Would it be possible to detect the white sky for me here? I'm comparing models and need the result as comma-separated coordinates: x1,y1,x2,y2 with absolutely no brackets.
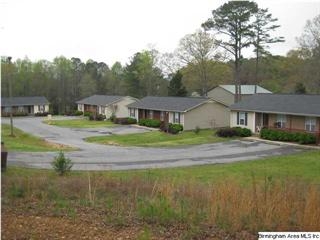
1,0,320,66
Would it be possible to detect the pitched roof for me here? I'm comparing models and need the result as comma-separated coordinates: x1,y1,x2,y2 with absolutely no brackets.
218,85,272,94
127,96,211,112
76,95,125,106
1,96,49,107
230,94,320,117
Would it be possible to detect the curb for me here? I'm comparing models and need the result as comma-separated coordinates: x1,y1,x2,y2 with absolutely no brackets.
244,137,320,150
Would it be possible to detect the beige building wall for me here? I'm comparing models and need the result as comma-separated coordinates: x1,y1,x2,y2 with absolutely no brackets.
184,101,229,130
230,111,256,132
207,87,235,106
112,97,137,118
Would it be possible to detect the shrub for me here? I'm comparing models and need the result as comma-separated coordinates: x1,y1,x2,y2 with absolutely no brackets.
84,111,92,117
260,128,316,144
138,119,161,128
168,123,183,134
74,110,83,116
35,112,49,117
51,151,73,176
194,126,200,134
114,117,137,125
216,127,252,138
233,127,252,137
127,117,137,124
96,114,106,121
216,127,238,137
109,114,116,123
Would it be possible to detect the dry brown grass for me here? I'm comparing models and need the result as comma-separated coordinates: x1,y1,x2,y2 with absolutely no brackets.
2,172,320,237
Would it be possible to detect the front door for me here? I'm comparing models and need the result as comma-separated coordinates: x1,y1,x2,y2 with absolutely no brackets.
262,113,269,127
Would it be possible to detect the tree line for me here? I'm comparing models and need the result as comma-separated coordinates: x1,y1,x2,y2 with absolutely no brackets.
2,2,319,114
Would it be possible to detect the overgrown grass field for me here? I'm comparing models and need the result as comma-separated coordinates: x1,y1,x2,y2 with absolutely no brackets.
86,129,233,147
1,124,74,152
43,118,116,128
2,150,320,239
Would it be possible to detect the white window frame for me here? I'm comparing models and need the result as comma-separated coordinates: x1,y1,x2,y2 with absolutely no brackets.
239,112,246,126
305,117,316,132
173,112,180,123
129,108,135,118
5,107,11,113
276,114,286,128
148,110,153,119
160,111,164,121
237,112,248,126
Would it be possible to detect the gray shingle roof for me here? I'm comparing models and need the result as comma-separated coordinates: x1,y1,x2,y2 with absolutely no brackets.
76,95,124,106
219,85,272,94
1,96,49,107
127,96,210,112
230,94,320,117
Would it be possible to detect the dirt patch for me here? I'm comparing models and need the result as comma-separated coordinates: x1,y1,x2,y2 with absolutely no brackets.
2,211,142,240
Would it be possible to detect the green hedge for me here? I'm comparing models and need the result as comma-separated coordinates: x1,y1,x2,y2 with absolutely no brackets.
138,119,161,128
168,123,183,134
114,117,137,125
260,128,316,144
216,127,252,138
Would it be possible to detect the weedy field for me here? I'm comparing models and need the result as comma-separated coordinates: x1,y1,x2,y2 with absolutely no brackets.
2,151,320,239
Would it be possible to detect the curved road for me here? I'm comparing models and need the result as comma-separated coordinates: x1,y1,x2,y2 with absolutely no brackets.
3,117,302,170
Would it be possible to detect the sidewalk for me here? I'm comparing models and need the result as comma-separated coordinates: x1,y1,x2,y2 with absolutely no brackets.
244,136,320,150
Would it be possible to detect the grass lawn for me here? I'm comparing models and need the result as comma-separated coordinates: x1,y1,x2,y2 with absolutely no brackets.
5,150,320,183
43,119,116,128
3,150,320,237
118,150,320,184
85,129,233,147
1,124,74,152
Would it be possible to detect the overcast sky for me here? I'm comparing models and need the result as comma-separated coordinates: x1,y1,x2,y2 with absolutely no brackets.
1,0,320,66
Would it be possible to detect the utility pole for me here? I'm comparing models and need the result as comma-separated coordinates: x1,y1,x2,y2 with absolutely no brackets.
7,56,14,136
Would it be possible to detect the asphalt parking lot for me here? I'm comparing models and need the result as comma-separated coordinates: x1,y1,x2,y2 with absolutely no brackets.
2,117,303,170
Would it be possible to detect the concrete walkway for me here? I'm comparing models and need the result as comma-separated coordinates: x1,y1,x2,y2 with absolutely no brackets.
2,117,303,171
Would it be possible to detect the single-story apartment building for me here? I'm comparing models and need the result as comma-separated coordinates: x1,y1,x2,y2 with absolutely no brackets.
76,95,138,119
207,85,272,106
1,96,49,116
127,96,229,130
229,94,320,139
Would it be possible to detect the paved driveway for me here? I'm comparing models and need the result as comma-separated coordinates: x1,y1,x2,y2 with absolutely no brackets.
2,117,302,171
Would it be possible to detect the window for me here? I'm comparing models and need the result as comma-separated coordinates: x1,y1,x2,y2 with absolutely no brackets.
160,111,164,121
148,110,153,119
38,105,44,112
4,107,11,113
18,106,24,112
237,112,248,126
78,105,83,111
305,117,316,132
129,108,135,118
173,112,180,123
276,114,286,128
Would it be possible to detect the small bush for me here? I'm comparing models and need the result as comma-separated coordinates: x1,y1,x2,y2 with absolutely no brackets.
138,119,161,128
114,117,137,125
233,127,252,137
74,110,83,116
260,128,316,144
109,114,116,123
194,126,200,134
168,123,183,134
216,127,252,138
2,112,28,117
216,127,238,137
84,111,92,117
35,112,49,117
51,151,73,176
127,117,137,124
